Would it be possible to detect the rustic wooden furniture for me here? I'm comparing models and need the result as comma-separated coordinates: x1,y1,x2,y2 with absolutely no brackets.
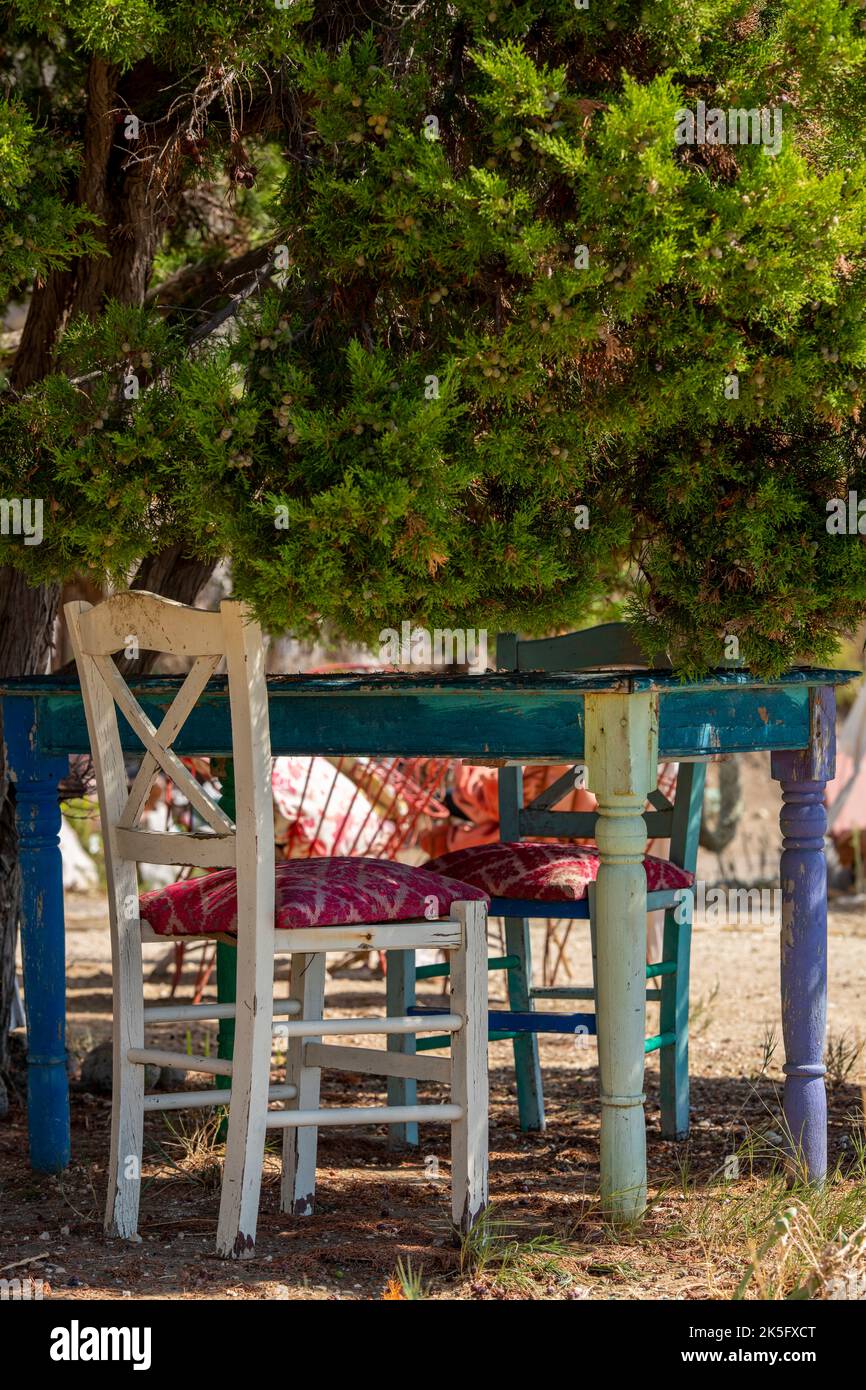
62,592,488,1255
393,623,705,1143
2,655,851,1222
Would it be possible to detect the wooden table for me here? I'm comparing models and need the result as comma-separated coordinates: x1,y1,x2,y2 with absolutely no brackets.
1,665,854,1220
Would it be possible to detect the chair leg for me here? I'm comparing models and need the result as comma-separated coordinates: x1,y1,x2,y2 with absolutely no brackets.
386,948,418,1149
588,897,600,1058
105,911,145,1240
216,944,276,1259
659,898,692,1139
281,951,326,1216
450,900,489,1232
504,915,545,1132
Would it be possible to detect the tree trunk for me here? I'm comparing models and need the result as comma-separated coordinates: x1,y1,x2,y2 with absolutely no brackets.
1,55,218,1082
11,56,184,390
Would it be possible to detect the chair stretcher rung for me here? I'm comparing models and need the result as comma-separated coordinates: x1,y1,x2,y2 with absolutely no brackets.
142,1083,297,1112
128,1048,229,1076
409,1006,596,1035
416,1035,452,1051
303,1041,450,1083
143,1000,302,1023
276,1013,461,1039
644,1031,676,1054
417,1029,516,1051
272,920,462,954
531,986,595,1000
415,954,518,981
265,1103,462,1129
490,897,590,919
645,961,676,979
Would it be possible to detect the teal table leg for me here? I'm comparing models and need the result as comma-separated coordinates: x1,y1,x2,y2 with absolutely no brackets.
386,949,418,1147
3,697,70,1172
658,896,691,1139
216,761,237,1094
585,690,658,1223
216,944,236,1090
498,766,544,1131
658,759,705,1139
504,916,545,1130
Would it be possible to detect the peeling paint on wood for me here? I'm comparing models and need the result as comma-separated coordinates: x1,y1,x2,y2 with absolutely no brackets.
1,695,70,1173
770,683,835,1185
585,691,657,1223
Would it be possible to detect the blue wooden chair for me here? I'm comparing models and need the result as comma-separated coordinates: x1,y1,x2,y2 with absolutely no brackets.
389,623,706,1144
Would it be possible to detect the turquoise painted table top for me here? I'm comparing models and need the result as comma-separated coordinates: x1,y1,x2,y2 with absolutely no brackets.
0,666,855,761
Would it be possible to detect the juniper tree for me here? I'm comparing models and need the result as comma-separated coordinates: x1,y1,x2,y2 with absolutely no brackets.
7,2,866,673
0,0,308,1074
3,0,866,1064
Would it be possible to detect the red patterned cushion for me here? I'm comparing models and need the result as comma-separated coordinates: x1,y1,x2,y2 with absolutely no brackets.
139,856,489,938
425,842,693,902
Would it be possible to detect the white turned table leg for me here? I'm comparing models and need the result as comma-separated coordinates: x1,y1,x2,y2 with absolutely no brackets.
585,690,658,1223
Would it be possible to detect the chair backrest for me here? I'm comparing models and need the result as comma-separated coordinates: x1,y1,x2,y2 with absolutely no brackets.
65,591,275,938
497,622,669,673
495,623,705,871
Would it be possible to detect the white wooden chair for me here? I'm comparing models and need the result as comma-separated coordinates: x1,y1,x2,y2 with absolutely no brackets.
66,592,488,1259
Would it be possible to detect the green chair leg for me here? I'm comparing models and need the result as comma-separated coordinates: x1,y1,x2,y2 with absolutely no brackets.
386,948,419,1148
504,916,545,1132
659,897,692,1139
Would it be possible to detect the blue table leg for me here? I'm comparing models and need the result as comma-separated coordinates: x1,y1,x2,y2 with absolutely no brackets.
770,685,835,1184
3,697,70,1172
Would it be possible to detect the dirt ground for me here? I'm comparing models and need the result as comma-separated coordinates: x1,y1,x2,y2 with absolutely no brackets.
2,754,865,1301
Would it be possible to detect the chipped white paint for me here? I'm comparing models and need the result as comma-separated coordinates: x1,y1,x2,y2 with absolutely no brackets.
213,600,276,1260
143,1083,297,1113
76,590,226,659
275,1013,462,1038
66,592,274,1257
142,1000,302,1023
273,921,463,953
66,598,147,1241
584,690,658,1223
67,590,489,1259
127,1048,233,1076
276,910,488,1228
448,899,489,1230
269,1104,463,1128
281,951,326,1217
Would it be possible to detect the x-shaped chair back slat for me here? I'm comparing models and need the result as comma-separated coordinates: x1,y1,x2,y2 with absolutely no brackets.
99,653,232,835
65,591,273,877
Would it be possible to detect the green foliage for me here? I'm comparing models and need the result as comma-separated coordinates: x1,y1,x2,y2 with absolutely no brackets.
9,0,310,69
3,1,866,673
0,97,103,303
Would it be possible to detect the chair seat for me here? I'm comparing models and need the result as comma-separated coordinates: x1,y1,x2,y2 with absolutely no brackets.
425,841,694,903
138,856,489,938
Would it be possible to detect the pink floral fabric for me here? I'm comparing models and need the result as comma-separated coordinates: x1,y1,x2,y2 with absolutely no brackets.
272,757,394,857
138,856,488,938
425,841,693,902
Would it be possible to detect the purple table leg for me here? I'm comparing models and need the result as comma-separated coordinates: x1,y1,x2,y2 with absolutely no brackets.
770,686,835,1183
